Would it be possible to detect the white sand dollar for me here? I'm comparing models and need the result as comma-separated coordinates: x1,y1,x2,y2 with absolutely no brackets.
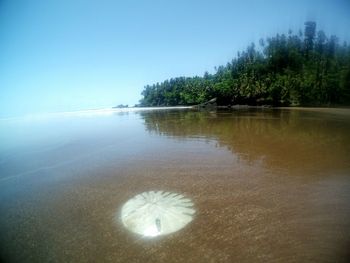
120,191,195,237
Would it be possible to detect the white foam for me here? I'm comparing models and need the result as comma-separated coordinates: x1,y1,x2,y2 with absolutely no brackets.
0,107,192,122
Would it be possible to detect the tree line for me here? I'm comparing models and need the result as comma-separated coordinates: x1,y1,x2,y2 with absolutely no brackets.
139,22,350,107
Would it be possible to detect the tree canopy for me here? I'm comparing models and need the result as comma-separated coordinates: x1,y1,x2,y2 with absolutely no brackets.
139,22,350,107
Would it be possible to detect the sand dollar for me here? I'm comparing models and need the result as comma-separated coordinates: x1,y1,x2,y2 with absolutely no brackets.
120,191,195,237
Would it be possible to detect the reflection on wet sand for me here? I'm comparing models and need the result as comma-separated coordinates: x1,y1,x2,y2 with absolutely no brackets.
141,109,350,175
0,109,350,262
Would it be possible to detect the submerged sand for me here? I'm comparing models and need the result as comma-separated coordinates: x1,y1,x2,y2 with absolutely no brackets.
0,108,350,262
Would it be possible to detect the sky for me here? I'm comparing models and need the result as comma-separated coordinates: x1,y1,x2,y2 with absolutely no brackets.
1,0,350,118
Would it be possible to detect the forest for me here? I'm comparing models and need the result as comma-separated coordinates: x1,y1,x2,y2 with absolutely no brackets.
139,22,350,107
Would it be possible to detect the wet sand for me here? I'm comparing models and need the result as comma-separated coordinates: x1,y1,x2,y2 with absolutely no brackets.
1,108,350,262
278,107,350,116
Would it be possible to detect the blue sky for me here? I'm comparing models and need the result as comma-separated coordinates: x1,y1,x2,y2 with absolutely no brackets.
1,0,350,117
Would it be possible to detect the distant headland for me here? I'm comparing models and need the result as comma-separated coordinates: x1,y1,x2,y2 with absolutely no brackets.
139,22,350,108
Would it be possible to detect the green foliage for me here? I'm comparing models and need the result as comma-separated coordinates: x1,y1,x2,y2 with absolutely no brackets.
140,22,350,107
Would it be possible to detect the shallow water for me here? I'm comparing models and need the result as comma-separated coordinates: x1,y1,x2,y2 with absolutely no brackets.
0,108,350,262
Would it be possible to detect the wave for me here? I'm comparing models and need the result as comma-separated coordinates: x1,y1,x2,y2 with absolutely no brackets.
0,106,192,122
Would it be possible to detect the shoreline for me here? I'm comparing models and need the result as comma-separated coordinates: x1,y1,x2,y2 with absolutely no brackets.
2,105,350,122
193,104,350,115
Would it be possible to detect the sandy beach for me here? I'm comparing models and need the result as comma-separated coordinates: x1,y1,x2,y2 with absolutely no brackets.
1,108,350,262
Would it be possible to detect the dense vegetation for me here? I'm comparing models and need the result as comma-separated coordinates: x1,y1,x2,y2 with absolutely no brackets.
140,22,350,107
